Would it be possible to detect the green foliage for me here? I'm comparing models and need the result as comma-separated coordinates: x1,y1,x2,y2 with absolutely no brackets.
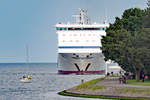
107,8,145,33
122,8,145,32
102,8,150,82
144,8,150,28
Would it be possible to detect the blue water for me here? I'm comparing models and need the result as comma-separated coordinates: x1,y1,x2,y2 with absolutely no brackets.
0,63,108,100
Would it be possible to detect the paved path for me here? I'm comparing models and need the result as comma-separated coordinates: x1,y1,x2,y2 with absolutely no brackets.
96,77,150,89
66,77,150,99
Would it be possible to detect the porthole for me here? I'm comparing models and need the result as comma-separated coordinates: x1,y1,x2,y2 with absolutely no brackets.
76,40,79,42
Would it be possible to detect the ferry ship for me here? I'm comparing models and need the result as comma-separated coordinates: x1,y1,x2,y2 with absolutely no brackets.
56,9,109,74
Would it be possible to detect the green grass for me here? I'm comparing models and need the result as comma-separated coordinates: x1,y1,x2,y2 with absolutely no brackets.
58,78,150,100
74,77,105,90
58,91,150,100
127,79,150,86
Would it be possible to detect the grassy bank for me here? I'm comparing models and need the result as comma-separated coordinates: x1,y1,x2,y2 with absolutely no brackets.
58,91,150,100
74,77,105,90
58,77,150,100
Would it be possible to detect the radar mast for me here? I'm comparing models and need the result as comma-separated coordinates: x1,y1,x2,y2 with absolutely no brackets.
72,9,90,24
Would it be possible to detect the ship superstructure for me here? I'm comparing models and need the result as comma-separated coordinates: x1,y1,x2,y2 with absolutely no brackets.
56,9,109,74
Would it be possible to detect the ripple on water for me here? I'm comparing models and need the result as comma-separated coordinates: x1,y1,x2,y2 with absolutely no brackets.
0,63,107,100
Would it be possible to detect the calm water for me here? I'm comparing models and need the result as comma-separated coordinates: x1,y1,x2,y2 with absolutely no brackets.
0,63,108,100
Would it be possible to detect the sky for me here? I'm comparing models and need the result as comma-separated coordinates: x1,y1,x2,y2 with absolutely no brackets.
0,0,148,63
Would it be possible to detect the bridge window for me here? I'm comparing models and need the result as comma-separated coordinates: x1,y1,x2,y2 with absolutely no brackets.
56,27,62,30
74,34,77,36
56,27,67,30
102,28,106,30
62,28,67,30
88,34,91,36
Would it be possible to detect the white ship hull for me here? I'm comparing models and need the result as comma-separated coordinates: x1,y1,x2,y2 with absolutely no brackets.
58,53,106,74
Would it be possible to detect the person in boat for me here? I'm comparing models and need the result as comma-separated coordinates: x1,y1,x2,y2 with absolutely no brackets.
23,75,26,79
25,74,30,79
27,75,31,80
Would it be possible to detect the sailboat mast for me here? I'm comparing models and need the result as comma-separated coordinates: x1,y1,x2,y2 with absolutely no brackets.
26,45,29,63
26,44,29,74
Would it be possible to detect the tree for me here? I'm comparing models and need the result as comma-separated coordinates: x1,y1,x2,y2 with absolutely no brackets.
119,29,150,81
144,8,150,28
147,0,150,7
102,8,150,82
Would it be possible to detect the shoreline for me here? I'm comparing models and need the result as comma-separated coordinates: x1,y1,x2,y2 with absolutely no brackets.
58,90,150,100
58,77,150,100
